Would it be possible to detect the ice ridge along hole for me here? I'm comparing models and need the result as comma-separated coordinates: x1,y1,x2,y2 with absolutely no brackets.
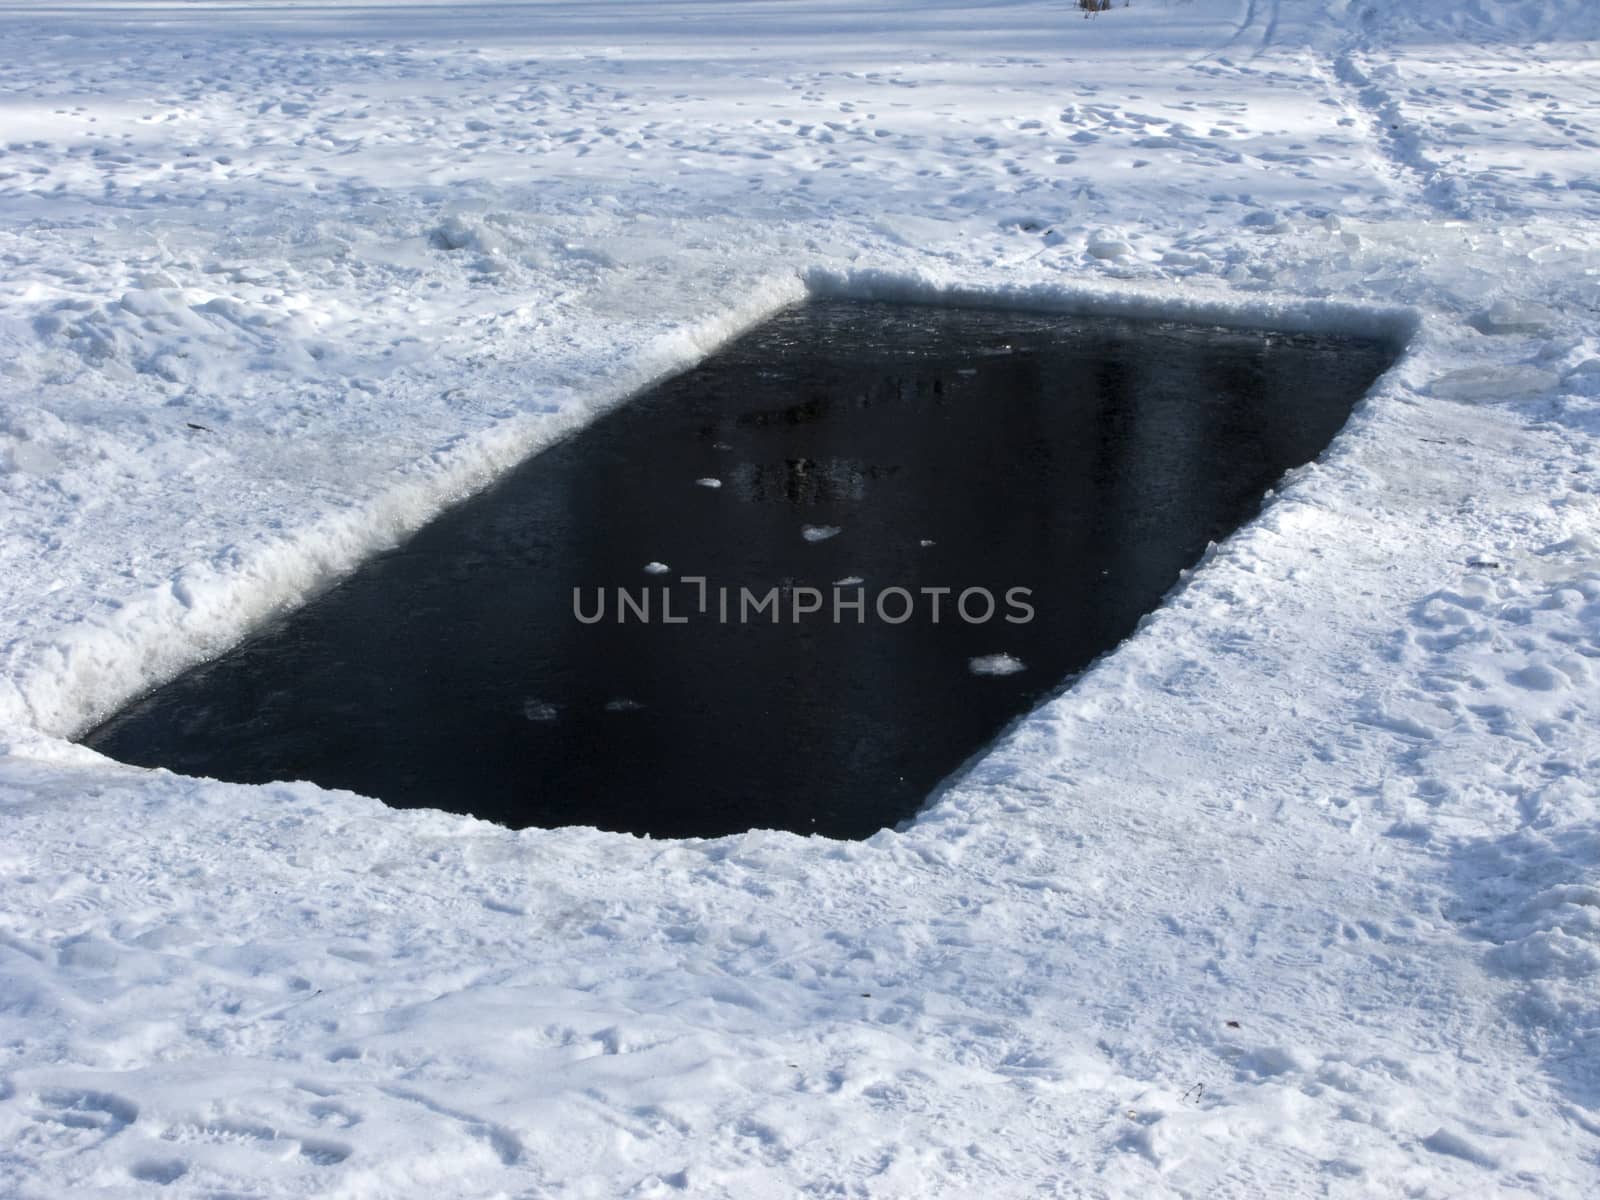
82,301,1397,839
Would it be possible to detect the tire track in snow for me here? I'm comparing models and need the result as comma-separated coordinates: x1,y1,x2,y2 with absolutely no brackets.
1256,0,1281,58
1206,0,1281,63
1202,0,1255,63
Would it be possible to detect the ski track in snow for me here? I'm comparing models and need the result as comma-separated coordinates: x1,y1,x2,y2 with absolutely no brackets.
2,0,1600,1195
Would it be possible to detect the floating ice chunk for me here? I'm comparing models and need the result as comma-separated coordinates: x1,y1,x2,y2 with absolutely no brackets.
801,525,840,543
1429,364,1559,401
694,478,722,488
521,699,558,721
643,561,670,574
1470,299,1559,335
969,653,1025,676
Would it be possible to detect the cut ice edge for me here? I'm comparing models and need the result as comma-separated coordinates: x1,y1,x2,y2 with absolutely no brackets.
2,273,807,743
805,265,1422,349
4,268,1420,762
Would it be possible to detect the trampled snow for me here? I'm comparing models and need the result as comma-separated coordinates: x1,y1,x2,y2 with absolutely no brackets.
2,0,1599,1196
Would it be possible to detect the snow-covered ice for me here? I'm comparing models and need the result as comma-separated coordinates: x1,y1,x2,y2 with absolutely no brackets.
3,0,1600,1196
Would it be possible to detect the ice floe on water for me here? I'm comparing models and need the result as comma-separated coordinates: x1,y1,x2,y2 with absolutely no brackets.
521,699,559,721
968,653,1026,677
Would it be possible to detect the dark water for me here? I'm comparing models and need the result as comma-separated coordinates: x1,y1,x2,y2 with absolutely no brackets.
84,302,1395,839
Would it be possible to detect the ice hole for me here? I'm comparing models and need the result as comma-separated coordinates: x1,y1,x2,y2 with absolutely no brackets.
83,301,1398,838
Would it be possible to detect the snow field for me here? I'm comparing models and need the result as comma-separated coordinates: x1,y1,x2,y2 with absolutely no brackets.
2,1,1600,1196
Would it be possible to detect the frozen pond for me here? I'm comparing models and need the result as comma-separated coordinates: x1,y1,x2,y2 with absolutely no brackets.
83,301,1396,838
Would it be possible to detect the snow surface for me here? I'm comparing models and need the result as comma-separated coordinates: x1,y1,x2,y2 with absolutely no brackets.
2,0,1600,1195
